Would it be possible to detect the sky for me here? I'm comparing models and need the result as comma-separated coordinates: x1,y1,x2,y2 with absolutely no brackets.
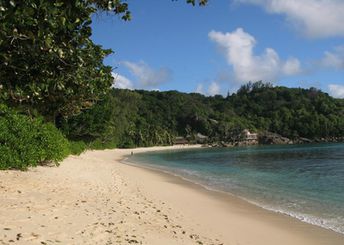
91,0,344,98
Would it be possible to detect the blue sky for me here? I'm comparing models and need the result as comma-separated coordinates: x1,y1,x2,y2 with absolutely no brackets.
91,0,344,98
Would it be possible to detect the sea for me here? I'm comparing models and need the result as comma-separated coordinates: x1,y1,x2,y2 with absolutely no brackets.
127,143,344,234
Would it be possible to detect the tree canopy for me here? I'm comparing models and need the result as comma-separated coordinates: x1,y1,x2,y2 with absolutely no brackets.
0,1,114,121
60,84,344,148
0,0,208,122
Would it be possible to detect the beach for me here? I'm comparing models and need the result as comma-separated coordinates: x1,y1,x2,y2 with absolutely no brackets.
1,145,344,245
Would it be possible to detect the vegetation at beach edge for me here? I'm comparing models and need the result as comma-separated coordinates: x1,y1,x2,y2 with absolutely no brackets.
0,104,70,170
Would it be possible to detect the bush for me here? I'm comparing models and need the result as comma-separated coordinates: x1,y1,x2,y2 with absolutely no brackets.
69,141,87,155
89,139,117,150
0,105,70,170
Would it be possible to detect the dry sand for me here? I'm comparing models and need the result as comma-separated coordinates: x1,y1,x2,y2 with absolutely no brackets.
1,145,344,244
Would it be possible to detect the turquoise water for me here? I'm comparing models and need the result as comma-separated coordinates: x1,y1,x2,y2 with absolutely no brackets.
128,143,344,234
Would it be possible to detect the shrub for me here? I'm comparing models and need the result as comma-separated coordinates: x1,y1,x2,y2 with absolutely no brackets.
39,123,70,163
0,105,70,170
89,139,116,150
69,141,88,155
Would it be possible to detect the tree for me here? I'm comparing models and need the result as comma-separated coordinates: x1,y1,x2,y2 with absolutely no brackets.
0,1,114,121
0,0,208,122
183,0,208,6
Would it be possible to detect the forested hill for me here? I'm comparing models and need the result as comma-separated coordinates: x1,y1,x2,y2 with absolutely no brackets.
60,82,344,148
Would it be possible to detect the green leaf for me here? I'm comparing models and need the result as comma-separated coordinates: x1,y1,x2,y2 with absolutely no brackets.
61,17,66,26
54,2,64,7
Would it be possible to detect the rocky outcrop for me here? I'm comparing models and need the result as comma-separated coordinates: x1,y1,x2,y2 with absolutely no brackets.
258,132,293,145
293,137,312,144
314,137,344,143
202,132,343,148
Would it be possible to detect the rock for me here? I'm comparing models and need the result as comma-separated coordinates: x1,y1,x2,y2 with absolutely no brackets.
258,132,292,145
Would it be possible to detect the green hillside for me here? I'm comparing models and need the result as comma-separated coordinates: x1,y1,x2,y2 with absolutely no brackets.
60,82,344,148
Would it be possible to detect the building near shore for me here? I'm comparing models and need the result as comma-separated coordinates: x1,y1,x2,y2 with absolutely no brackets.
173,136,188,145
241,129,258,145
196,133,208,143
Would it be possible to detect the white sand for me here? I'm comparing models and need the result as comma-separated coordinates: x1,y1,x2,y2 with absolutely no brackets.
1,145,343,244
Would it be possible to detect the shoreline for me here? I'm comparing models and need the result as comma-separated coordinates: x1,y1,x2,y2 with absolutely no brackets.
120,146,344,244
123,146,344,236
1,145,343,244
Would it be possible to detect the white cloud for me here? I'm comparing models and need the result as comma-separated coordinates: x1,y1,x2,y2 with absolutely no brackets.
195,83,204,94
328,84,344,98
195,82,221,96
322,46,344,69
283,58,302,75
209,28,301,83
236,0,344,38
122,61,172,87
112,73,133,89
208,81,221,96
